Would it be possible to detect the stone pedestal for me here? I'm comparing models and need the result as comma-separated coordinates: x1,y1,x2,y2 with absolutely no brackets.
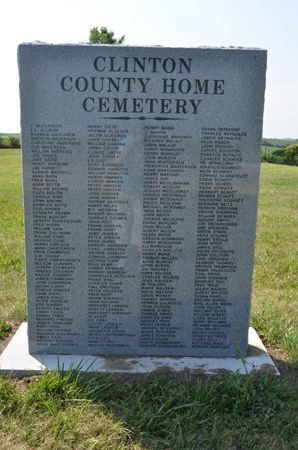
0,323,279,376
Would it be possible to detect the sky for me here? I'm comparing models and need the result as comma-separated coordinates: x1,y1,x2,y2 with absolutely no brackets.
1,0,297,138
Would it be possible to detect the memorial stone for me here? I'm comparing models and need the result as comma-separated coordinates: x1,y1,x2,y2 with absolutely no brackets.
18,43,267,357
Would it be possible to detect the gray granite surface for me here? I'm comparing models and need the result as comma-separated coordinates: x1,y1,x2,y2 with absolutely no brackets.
0,324,279,376
18,44,267,356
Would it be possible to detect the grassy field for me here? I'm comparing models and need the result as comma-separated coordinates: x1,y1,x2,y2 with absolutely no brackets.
261,145,280,156
261,137,298,158
0,150,297,449
262,138,298,148
0,150,25,324
252,163,298,365
0,370,297,449
0,133,20,139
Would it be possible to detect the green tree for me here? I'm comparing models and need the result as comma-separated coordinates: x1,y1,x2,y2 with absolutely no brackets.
0,136,10,148
89,26,125,45
8,136,21,149
284,143,298,165
0,136,6,148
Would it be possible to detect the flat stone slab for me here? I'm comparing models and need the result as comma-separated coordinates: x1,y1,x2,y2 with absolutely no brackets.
18,44,267,358
0,323,279,376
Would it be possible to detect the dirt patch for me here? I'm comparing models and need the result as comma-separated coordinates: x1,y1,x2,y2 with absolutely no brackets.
103,357,135,371
268,348,296,380
0,322,21,354
12,375,40,392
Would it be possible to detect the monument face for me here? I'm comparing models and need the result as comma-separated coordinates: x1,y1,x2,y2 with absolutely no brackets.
18,43,266,357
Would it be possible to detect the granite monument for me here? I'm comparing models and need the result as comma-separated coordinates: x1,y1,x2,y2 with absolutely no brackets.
18,43,267,357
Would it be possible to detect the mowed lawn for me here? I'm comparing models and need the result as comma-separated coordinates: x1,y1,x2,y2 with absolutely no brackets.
0,149,297,450
252,163,298,364
0,149,26,324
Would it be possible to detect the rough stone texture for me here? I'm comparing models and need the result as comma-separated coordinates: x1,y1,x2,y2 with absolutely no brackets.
0,323,279,376
18,44,267,357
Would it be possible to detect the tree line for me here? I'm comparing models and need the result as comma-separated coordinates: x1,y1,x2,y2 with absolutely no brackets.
262,144,298,166
0,135,21,148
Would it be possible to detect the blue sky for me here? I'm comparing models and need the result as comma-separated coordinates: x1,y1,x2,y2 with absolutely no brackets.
1,0,297,137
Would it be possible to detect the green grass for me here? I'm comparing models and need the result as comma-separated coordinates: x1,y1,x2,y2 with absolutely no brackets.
251,164,298,365
0,321,12,339
0,370,297,449
0,149,298,449
0,149,26,323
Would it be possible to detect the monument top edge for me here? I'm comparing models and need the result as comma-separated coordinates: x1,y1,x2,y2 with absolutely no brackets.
18,41,267,52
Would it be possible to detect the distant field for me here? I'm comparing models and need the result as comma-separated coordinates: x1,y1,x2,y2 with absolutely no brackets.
1,135,297,147
261,138,298,156
262,138,298,148
251,164,298,364
0,133,20,139
0,149,25,323
261,145,279,156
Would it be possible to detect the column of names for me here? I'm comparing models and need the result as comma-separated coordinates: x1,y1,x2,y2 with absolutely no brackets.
192,127,247,349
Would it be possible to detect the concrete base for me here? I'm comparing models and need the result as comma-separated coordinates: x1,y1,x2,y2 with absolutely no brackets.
0,323,279,376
